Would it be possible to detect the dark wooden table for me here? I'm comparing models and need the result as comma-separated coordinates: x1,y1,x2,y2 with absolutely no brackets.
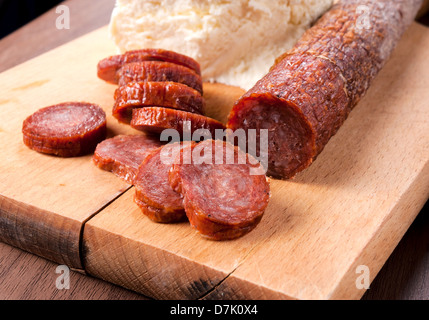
0,0,428,300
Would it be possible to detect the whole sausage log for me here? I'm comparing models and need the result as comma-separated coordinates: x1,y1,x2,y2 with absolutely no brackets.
92,134,163,184
227,0,423,179
22,102,106,157
133,142,194,223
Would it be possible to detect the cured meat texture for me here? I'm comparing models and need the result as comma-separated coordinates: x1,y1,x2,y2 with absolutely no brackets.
169,139,270,240
228,53,348,179
133,142,194,223
130,107,226,139
118,61,203,94
92,134,163,184
227,0,423,180
113,81,205,123
97,48,224,141
22,102,106,157
97,48,201,84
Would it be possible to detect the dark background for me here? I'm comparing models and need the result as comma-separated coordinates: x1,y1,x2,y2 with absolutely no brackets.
0,0,63,39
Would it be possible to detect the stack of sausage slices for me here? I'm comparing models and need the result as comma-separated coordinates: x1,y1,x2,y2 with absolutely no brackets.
96,49,225,137
94,49,270,240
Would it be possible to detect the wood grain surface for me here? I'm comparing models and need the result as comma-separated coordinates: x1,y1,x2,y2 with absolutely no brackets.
0,0,428,300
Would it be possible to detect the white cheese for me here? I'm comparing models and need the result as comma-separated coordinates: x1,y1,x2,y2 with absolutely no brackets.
109,0,333,90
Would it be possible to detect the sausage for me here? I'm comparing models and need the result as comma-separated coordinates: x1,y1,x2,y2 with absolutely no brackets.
22,102,106,157
133,142,194,223
168,139,270,240
130,107,226,139
118,61,203,94
133,193,187,224
227,0,423,179
97,48,201,84
92,134,163,184
113,81,205,124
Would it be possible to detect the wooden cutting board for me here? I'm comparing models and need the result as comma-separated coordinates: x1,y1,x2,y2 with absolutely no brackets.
0,22,428,300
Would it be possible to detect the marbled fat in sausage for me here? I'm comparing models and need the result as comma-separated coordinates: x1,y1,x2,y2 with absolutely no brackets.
118,61,203,94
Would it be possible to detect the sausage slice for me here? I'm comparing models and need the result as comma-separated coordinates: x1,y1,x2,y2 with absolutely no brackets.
22,102,106,157
169,139,270,240
133,193,187,224
113,81,205,123
227,0,423,179
92,134,163,184
130,107,226,138
97,48,201,83
133,142,194,223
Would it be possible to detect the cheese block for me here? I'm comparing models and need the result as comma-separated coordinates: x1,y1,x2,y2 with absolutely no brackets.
109,0,334,90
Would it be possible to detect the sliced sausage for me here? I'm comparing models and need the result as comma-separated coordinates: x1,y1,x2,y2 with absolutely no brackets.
92,134,163,184
133,142,194,223
130,107,226,139
113,81,205,123
169,139,270,240
227,0,423,179
133,192,187,224
118,61,203,94
97,48,201,84
22,102,106,157
285,0,423,107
